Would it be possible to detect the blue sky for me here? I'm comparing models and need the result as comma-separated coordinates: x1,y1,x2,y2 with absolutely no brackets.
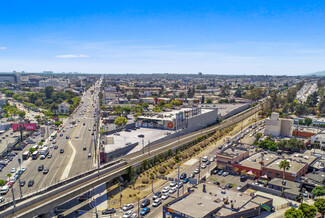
1,1,325,75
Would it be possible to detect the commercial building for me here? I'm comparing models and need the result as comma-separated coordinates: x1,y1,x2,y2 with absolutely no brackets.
137,108,219,131
39,78,69,88
264,112,293,137
233,151,317,181
216,147,249,171
0,72,21,83
199,103,249,119
163,183,273,218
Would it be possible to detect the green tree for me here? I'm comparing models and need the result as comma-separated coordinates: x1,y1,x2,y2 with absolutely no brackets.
295,103,307,116
315,198,325,218
29,147,36,154
50,102,59,114
304,117,313,126
4,90,14,97
255,132,263,142
165,103,173,109
113,105,123,116
312,186,325,197
170,100,182,107
284,207,303,218
45,86,54,99
206,99,212,104
153,105,162,112
114,117,127,128
142,103,149,109
0,179,6,187
7,173,11,182
299,203,317,218
18,111,26,119
279,160,290,197
234,89,242,98
268,143,279,152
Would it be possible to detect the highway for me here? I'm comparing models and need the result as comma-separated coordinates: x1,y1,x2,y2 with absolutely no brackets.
0,102,262,217
0,80,101,205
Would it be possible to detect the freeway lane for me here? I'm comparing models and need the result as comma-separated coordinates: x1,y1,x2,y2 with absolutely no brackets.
2,83,101,204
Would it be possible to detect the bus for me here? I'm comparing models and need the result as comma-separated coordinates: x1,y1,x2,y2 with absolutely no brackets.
32,151,39,160
50,132,57,140
22,151,31,160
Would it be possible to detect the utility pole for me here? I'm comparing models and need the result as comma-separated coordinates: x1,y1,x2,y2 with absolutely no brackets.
151,177,154,194
198,158,201,184
17,158,22,200
11,186,16,209
119,182,122,209
177,166,180,198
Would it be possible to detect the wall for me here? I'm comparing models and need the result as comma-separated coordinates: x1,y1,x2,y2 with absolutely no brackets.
281,119,293,137
293,130,316,138
232,164,261,177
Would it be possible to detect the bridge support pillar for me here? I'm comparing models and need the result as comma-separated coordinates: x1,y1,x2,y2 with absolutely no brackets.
40,212,51,218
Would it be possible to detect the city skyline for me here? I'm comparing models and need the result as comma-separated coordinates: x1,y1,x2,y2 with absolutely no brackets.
1,1,325,75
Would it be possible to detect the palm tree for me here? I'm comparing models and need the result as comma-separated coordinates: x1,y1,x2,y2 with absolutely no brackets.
279,160,290,197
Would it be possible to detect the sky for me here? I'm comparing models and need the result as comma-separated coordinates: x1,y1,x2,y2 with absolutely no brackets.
1,1,325,75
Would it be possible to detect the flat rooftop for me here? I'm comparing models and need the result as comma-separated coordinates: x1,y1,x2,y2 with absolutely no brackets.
139,108,214,121
214,103,248,117
239,152,279,169
103,127,173,153
168,183,271,217
217,147,248,158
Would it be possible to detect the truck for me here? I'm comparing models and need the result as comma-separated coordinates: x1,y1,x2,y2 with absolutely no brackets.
39,147,49,159
32,151,39,160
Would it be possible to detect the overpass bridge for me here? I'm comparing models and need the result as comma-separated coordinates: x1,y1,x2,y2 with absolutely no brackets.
0,104,261,217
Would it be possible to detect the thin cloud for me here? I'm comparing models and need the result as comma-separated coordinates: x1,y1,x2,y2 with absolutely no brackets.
56,54,90,58
0,47,7,50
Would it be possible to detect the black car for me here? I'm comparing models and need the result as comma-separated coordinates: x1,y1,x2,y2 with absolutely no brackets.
138,134,144,138
141,199,150,208
60,149,64,153
153,191,162,200
28,180,34,187
83,146,86,151
212,169,219,175
180,173,187,180
102,208,116,215
214,181,220,186
38,165,44,171
240,175,247,182
54,145,58,149
91,132,94,135
66,136,70,139
43,168,49,174
20,181,25,187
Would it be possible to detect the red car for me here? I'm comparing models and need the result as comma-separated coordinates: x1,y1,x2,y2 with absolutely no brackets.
7,182,13,188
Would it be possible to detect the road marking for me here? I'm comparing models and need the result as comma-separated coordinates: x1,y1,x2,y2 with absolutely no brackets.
60,138,77,180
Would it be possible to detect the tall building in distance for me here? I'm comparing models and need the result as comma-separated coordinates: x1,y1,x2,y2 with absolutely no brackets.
264,112,293,137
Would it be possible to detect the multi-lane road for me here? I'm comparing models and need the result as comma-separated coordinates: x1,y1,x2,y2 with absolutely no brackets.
0,80,102,204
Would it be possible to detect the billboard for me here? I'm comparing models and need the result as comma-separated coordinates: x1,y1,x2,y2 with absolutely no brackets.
12,123,37,131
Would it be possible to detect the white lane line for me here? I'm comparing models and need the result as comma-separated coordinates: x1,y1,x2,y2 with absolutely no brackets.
60,139,76,180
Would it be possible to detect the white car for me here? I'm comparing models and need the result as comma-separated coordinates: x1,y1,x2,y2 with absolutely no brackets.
162,186,170,193
194,168,200,174
201,164,206,169
123,211,133,218
210,157,215,162
21,167,27,172
169,187,176,194
222,172,229,177
122,203,134,211
11,168,16,173
152,198,162,207
162,193,169,200
170,181,176,187
0,196,4,203
50,145,54,149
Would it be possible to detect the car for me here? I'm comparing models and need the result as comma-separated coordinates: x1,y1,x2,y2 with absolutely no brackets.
38,165,44,171
75,135,79,139
161,193,169,200
52,140,56,144
194,168,200,174
240,175,247,182
183,178,189,183
122,203,134,211
54,145,58,149
88,153,91,157
225,183,233,189
50,144,54,149
83,123,86,126
206,160,210,165
169,181,177,187
180,173,187,180
89,128,91,131
222,172,229,177
189,173,195,178
201,164,206,169
63,129,66,132
141,199,150,208
214,181,220,185
28,180,34,187
236,186,242,191
83,146,86,150
212,169,219,175
138,134,144,138
60,149,64,153
102,208,116,215
48,154,52,158
153,191,162,200
7,182,13,188
210,157,215,162
169,187,176,194
20,181,25,187
140,207,150,216
17,170,23,175
152,198,162,207
43,168,49,174
11,168,16,173
218,145,223,149
0,196,4,203
91,132,94,135
66,136,70,139
162,186,170,193
218,170,224,176
22,167,27,172
60,133,63,137
123,211,133,218
177,182,183,188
